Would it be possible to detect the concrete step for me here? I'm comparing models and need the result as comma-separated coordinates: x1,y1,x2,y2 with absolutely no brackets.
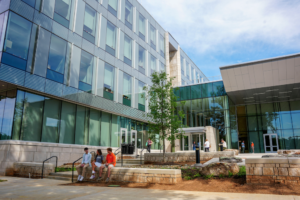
46,175,72,181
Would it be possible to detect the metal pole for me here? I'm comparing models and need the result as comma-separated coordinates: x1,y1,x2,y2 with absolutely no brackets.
41,162,44,179
194,145,201,167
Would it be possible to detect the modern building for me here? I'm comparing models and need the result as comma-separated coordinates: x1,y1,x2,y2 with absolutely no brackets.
0,0,299,175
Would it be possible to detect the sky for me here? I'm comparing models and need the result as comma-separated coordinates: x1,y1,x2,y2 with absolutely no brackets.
139,0,300,78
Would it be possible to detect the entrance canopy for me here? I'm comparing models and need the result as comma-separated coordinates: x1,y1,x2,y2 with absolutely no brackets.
182,127,206,133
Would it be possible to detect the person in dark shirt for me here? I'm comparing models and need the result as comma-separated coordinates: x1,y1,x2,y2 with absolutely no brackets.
90,149,103,180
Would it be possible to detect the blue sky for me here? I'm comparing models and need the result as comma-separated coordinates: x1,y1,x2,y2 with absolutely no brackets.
139,0,300,78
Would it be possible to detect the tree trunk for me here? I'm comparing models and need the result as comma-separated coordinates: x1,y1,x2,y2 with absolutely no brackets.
163,136,165,163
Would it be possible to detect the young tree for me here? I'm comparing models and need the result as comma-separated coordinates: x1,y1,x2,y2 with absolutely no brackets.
143,71,185,162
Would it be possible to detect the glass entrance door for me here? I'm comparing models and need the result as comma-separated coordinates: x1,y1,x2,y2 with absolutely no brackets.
191,134,201,150
131,130,137,155
264,134,279,153
120,128,127,147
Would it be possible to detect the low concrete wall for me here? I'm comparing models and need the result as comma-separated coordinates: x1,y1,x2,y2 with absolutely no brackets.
246,158,300,185
0,140,160,176
78,167,182,184
144,151,235,163
13,162,54,178
278,150,300,155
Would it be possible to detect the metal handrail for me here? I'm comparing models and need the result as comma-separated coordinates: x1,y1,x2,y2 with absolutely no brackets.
140,147,147,165
41,156,58,179
71,151,95,183
114,147,121,156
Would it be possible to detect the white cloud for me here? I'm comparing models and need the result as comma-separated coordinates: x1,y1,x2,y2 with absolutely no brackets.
139,0,300,56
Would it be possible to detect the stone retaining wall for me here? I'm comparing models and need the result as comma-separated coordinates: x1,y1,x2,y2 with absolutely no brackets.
144,151,235,163
246,158,300,185
13,162,54,178
79,167,182,184
278,150,300,155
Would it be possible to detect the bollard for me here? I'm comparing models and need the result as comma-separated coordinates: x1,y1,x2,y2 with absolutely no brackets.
194,146,201,167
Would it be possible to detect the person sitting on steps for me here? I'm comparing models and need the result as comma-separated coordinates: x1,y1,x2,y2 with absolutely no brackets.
99,148,116,182
76,147,91,182
90,149,104,180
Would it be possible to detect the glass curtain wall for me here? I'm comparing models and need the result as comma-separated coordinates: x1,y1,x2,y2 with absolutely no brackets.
123,73,132,107
103,63,115,101
159,34,165,57
46,35,67,83
180,56,184,75
138,81,145,112
160,61,165,72
186,61,190,79
108,0,118,17
138,45,146,75
106,21,117,56
150,24,156,50
79,51,93,92
0,90,155,148
125,0,133,30
83,5,97,44
138,14,146,41
22,0,36,7
2,12,32,71
150,54,156,75
124,34,132,66
54,0,72,28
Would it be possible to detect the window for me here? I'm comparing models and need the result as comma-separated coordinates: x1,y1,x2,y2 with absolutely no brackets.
200,76,202,83
138,81,145,111
53,0,71,28
103,63,115,101
123,73,132,107
160,61,165,72
150,24,156,50
79,51,93,92
83,5,97,44
125,0,133,30
22,0,36,7
138,45,146,75
196,72,200,83
180,56,184,75
124,34,132,66
46,35,67,84
2,12,32,70
106,21,117,56
159,34,165,57
139,14,145,41
181,79,185,86
186,61,190,79
150,54,156,75
191,67,195,83
108,0,118,17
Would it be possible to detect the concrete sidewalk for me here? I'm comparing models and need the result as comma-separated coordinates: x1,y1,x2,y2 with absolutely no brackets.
0,176,299,200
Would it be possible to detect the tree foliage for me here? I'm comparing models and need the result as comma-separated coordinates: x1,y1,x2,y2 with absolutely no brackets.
143,71,185,161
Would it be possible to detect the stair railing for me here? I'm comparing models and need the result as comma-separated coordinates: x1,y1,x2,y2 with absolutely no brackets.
41,156,58,179
71,151,95,183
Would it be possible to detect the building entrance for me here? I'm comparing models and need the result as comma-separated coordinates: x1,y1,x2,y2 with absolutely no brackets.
182,133,205,151
264,134,279,153
120,128,137,155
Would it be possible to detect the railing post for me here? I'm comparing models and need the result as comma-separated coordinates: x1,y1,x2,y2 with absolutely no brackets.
41,162,44,179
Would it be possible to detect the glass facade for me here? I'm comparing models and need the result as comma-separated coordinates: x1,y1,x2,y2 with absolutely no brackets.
150,54,156,75
124,34,132,66
138,14,145,41
54,0,72,28
108,0,118,17
103,63,115,101
106,21,117,56
79,51,93,92
125,0,133,30
150,24,156,50
138,81,145,112
159,34,165,58
138,45,146,75
123,73,132,107
83,5,97,44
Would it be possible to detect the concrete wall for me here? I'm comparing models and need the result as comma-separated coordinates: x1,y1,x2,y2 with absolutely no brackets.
206,126,219,152
246,158,300,185
0,140,160,176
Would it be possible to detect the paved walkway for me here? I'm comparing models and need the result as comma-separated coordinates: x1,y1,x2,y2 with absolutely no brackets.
0,176,299,200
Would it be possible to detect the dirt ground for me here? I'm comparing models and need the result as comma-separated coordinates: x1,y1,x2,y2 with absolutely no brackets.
63,177,300,196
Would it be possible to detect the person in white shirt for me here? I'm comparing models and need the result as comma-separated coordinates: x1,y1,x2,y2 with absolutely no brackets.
204,139,210,152
76,147,91,182
223,140,227,150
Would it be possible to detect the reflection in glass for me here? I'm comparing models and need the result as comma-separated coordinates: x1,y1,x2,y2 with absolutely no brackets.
59,102,76,144
79,51,93,92
150,24,156,50
159,34,165,57
138,81,145,112
103,63,115,101
290,100,300,113
83,5,97,43
292,113,300,129
75,106,89,145
123,73,132,106
89,109,101,146
180,56,184,75
106,21,117,56
11,90,25,140
150,54,156,75
159,62,165,72
280,114,293,129
108,0,118,17
22,0,36,7
54,0,71,28
138,45,146,74
125,0,133,29
179,86,190,101
124,34,132,66
3,12,32,70
186,61,190,79
101,112,111,146
139,14,145,40
282,130,295,149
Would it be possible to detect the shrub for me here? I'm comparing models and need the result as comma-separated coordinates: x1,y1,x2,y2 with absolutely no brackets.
237,166,246,177
219,174,225,179
194,173,201,178
204,174,214,179
184,176,193,180
55,167,76,172
228,171,233,178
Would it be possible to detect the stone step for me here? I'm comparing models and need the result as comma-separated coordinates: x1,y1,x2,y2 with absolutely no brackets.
46,175,72,181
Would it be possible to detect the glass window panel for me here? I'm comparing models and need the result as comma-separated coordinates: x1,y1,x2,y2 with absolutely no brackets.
248,116,258,131
280,102,290,114
47,34,67,74
89,109,101,146
106,21,117,52
294,129,300,149
101,112,111,146
125,0,133,25
159,62,165,72
280,114,293,129
108,0,118,11
202,97,214,111
83,5,97,43
46,69,64,83
54,0,71,27
79,50,93,85
123,73,132,106
180,86,190,100
103,63,115,101
59,102,76,144
213,81,226,96
290,100,300,113
248,132,260,153
159,34,165,57
238,117,247,132
138,45,145,73
75,106,89,145
150,24,156,49
237,106,246,116
3,12,32,61
0,96,6,139
138,81,145,111
180,56,184,75
22,0,36,7
21,92,44,141
191,99,203,127
0,91,17,140
292,113,300,129
111,115,119,147
204,111,214,126
262,114,278,132
282,130,295,149
201,83,213,98
214,96,228,110
124,34,132,61
246,104,257,116
150,54,156,74
41,98,61,143
139,14,145,36
12,90,25,140
261,103,274,115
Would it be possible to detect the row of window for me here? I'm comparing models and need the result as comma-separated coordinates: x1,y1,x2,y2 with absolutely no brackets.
21,0,165,58
180,55,203,83
2,12,147,111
